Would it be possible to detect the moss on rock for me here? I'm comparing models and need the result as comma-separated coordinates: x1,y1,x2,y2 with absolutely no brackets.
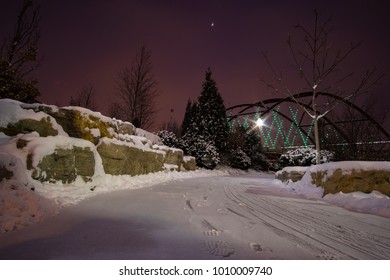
31,147,95,184
182,156,196,171
97,142,164,176
276,170,306,182
311,168,390,196
0,117,58,137
34,108,118,144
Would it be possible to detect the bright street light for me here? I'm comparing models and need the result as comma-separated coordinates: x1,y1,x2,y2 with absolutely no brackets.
256,118,264,127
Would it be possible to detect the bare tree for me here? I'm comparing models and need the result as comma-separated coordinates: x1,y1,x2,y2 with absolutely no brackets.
160,119,181,136
261,9,383,164
0,0,41,102
111,45,158,129
324,96,389,161
69,84,97,111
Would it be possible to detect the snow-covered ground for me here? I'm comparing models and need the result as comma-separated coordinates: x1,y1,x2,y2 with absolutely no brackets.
0,164,237,234
1,163,390,235
0,172,389,260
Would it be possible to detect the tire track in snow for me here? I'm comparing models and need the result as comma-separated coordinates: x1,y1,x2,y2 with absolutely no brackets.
224,184,390,259
241,189,390,259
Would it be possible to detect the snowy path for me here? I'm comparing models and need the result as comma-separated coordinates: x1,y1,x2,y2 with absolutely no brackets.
0,173,390,259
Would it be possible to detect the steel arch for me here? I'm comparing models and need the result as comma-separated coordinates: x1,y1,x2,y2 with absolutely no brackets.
226,91,390,148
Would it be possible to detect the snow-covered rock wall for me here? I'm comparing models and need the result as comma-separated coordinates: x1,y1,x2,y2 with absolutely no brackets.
276,162,390,197
0,99,195,185
308,161,390,196
275,166,308,182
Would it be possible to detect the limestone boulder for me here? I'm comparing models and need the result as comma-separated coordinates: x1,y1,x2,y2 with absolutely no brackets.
31,147,95,184
153,145,184,168
115,121,136,136
0,100,63,137
311,168,390,196
6,133,98,184
275,167,308,182
37,107,115,144
97,139,164,176
182,156,196,171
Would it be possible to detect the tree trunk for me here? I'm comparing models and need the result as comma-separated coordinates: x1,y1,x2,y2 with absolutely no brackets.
313,114,321,164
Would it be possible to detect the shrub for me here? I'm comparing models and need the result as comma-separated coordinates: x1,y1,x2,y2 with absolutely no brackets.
229,148,251,170
157,130,180,148
181,134,219,169
279,147,334,167
226,125,269,170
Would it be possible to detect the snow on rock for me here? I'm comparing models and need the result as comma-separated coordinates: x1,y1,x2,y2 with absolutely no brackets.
136,128,162,145
153,145,184,167
276,166,309,174
0,99,68,137
182,156,196,171
275,166,308,182
305,161,390,196
306,161,390,176
277,161,390,217
0,132,104,185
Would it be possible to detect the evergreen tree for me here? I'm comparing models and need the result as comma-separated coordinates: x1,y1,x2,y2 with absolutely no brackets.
181,99,193,136
194,68,229,152
0,1,41,103
179,68,228,169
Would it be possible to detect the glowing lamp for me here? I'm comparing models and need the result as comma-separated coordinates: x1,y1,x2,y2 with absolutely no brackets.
256,118,264,127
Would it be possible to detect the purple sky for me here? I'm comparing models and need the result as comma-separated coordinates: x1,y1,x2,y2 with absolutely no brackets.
2,0,389,130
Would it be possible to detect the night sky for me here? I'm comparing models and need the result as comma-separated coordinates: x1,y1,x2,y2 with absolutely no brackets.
1,0,389,130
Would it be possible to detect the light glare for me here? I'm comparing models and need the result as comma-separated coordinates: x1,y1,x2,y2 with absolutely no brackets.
256,118,264,127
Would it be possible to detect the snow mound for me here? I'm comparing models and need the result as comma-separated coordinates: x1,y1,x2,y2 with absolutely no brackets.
0,151,58,233
278,161,390,218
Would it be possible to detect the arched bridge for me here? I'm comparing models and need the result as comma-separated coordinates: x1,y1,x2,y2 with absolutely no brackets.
226,92,390,159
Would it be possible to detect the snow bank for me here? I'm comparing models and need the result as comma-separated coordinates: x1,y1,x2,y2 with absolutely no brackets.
0,152,232,233
0,150,58,233
136,128,162,145
305,161,390,177
277,161,390,218
275,166,308,176
323,191,390,217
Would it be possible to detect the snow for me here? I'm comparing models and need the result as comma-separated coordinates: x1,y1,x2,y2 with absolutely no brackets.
0,99,68,136
183,155,195,162
323,191,390,217
0,132,105,184
1,160,389,236
87,127,101,138
0,164,229,233
0,150,57,233
275,162,390,217
1,172,389,260
304,160,390,178
136,128,162,145
153,144,183,153
275,166,308,177
98,136,166,155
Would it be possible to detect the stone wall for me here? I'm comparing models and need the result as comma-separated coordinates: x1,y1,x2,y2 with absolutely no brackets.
276,163,390,197
311,169,390,196
0,99,195,185
30,147,95,184
97,141,165,176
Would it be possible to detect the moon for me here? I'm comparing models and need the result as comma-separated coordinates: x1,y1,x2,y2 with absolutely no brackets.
211,22,215,27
